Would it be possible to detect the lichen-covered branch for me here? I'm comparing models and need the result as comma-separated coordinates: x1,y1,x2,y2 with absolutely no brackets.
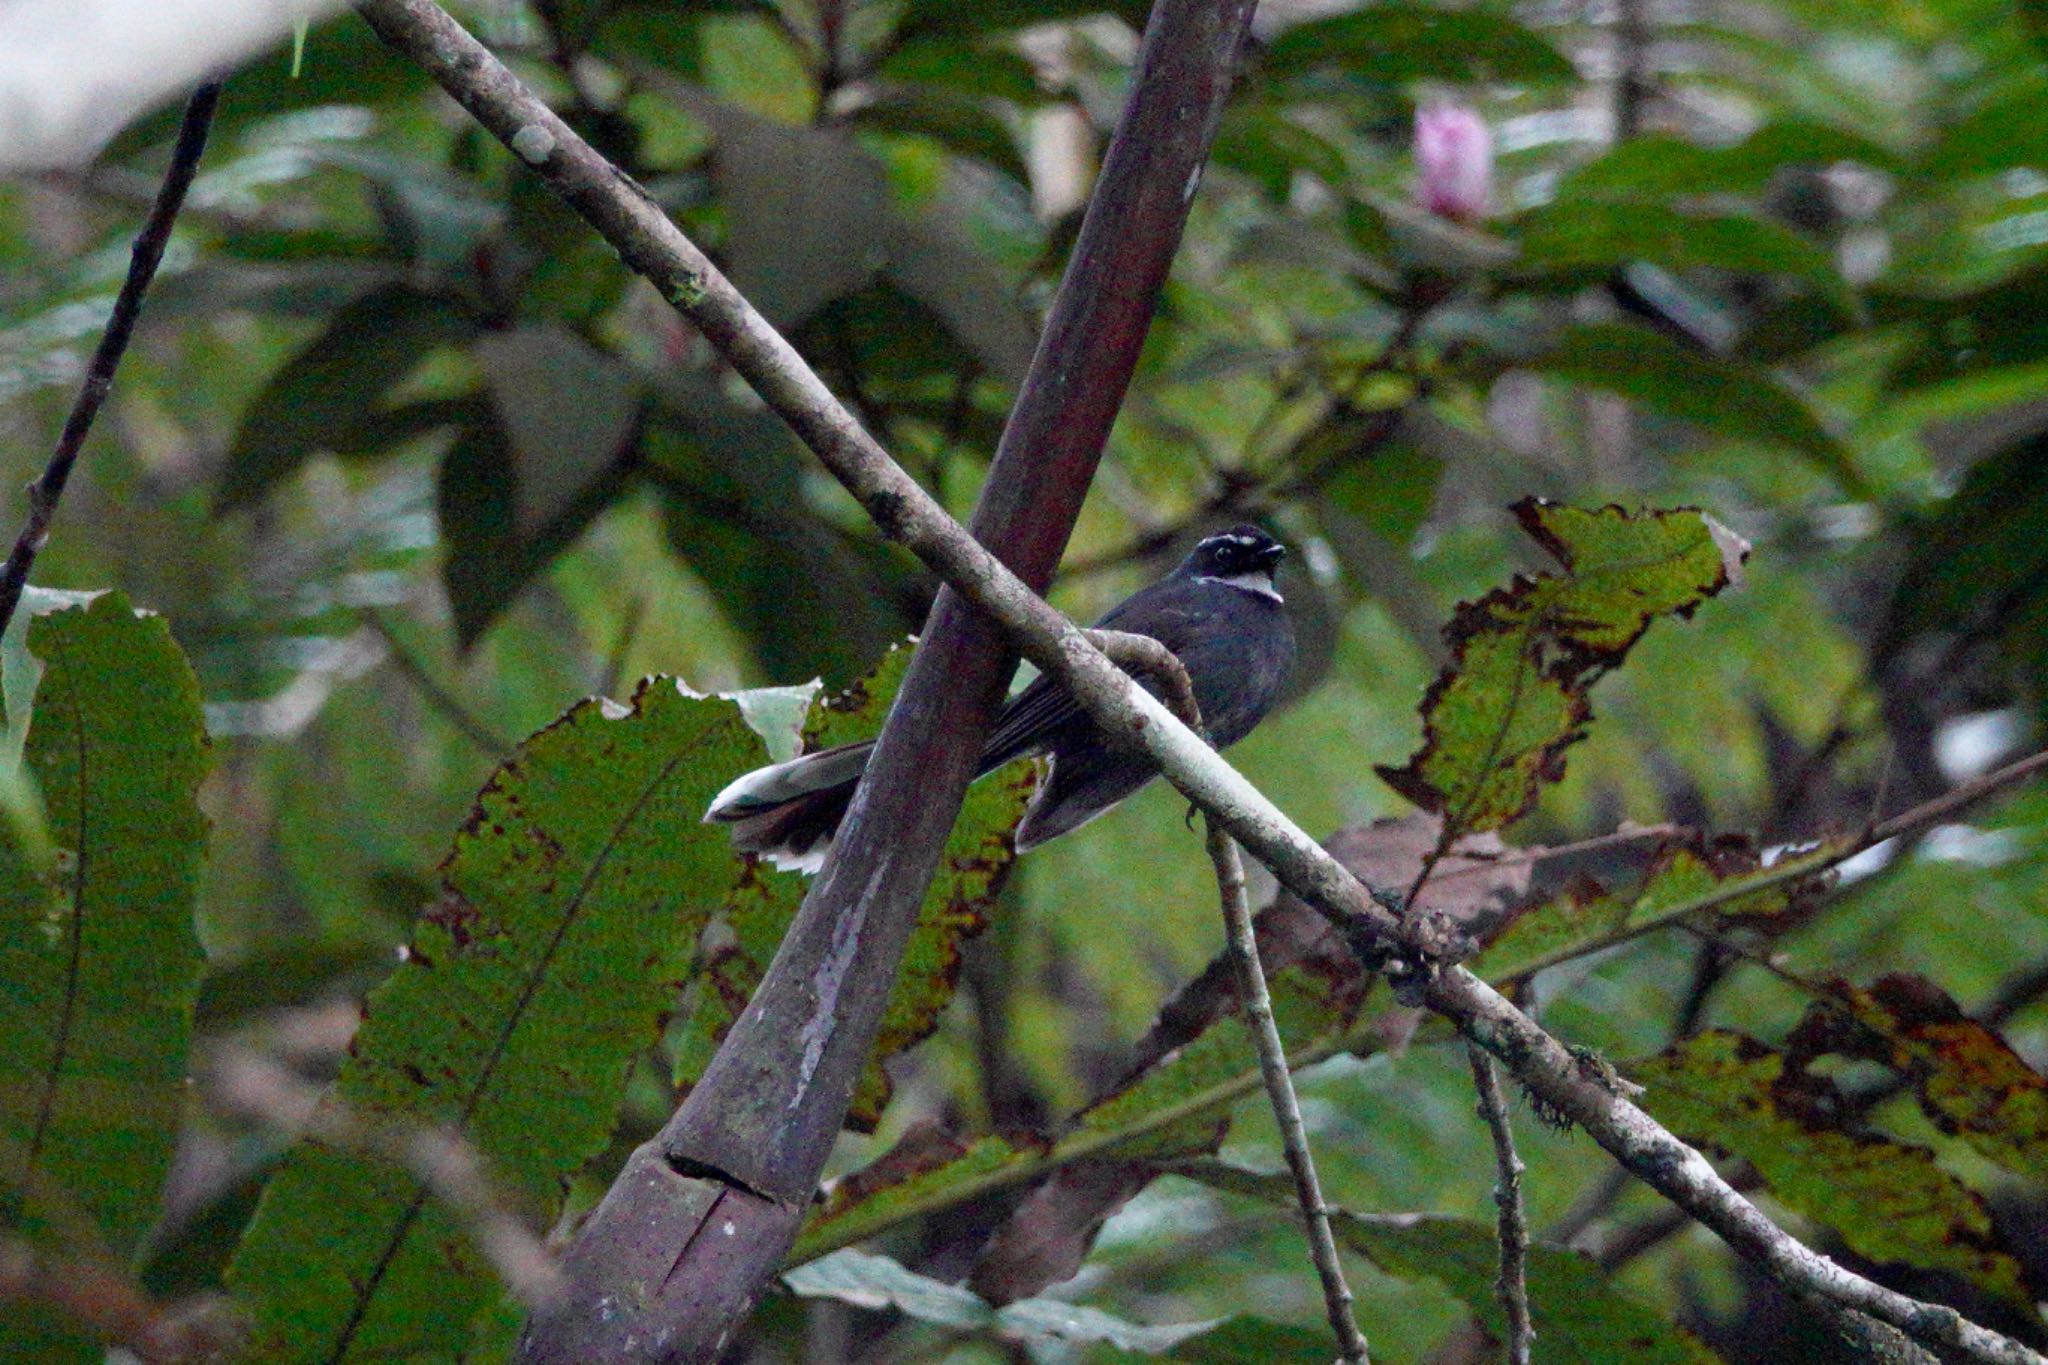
1466,1042,1532,1365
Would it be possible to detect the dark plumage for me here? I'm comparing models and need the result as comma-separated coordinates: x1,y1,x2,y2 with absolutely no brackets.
704,526,1296,871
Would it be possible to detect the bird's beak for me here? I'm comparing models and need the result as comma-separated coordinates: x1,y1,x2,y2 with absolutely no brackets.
1257,543,1286,570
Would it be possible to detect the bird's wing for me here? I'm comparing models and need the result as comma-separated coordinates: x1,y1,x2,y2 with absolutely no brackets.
978,581,1209,771
979,672,1079,770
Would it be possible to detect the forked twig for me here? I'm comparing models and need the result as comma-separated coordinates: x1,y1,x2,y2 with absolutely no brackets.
0,82,222,641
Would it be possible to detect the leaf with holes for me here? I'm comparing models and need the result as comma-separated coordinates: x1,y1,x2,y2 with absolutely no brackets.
224,678,758,1361
0,594,209,1362
1379,500,1747,836
1633,1031,2033,1307
672,641,1033,1130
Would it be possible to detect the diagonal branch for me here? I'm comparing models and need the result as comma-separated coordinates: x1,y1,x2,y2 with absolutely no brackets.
0,82,221,641
353,4,2048,1362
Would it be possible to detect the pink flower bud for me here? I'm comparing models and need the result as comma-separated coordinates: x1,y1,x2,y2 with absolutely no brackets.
1414,103,1493,224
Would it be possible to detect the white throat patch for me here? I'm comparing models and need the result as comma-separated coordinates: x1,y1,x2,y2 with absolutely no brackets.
1197,570,1283,603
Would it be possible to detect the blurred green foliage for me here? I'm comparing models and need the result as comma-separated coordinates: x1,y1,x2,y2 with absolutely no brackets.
4,0,2048,1359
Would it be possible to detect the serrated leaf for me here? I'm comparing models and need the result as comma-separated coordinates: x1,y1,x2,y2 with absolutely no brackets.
1795,975,2048,1188
675,642,1032,1130
219,283,476,508
1379,500,1747,835
0,594,209,1361
1265,8,1576,85
1186,1162,1718,1363
225,679,758,1361
1530,325,1863,490
1633,1031,2032,1308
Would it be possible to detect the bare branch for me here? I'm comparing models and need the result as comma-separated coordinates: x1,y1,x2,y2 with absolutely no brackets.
1211,819,1370,1364
1465,1043,1531,1365
1491,745,2048,982
0,81,221,641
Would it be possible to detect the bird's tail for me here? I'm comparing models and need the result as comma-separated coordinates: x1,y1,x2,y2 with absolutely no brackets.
702,739,876,873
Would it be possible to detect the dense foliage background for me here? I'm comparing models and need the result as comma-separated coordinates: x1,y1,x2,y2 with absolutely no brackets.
5,0,2048,1360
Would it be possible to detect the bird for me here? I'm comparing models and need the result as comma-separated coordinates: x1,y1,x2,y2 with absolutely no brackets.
703,525,1296,873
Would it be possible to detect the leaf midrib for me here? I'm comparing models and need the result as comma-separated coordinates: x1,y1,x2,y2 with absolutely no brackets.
322,729,710,1363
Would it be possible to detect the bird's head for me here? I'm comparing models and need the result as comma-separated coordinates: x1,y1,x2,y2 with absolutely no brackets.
1183,525,1287,598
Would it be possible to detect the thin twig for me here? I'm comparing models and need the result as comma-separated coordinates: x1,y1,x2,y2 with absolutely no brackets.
361,609,511,756
1091,628,1368,1361
1465,1043,1533,1365
1502,745,2048,977
0,82,222,642
1211,819,1370,1363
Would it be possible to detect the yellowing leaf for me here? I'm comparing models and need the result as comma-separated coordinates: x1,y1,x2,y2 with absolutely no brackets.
1380,500,1747,835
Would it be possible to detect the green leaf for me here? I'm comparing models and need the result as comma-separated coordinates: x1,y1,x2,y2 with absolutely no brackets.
854,88,1030,184
674,642,1033,1130
1185,1163,1718,1364
1265,8,1577,85
1560,123,1904,198
1212,104,1351,199
225,679,760,1361
0,594,209,1361
438,406,636,650
218,283,476,508
1922,77,2048,182
475,326,641,542
1515,201,1844,296
789,905,1375,1269
1530,324,1865,492
783,1248,1330,1357
1880,432,2048,680
792,1128,1041,1264
1379,500,1747,835
1633,1031,2032,1308
648,403,916,685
